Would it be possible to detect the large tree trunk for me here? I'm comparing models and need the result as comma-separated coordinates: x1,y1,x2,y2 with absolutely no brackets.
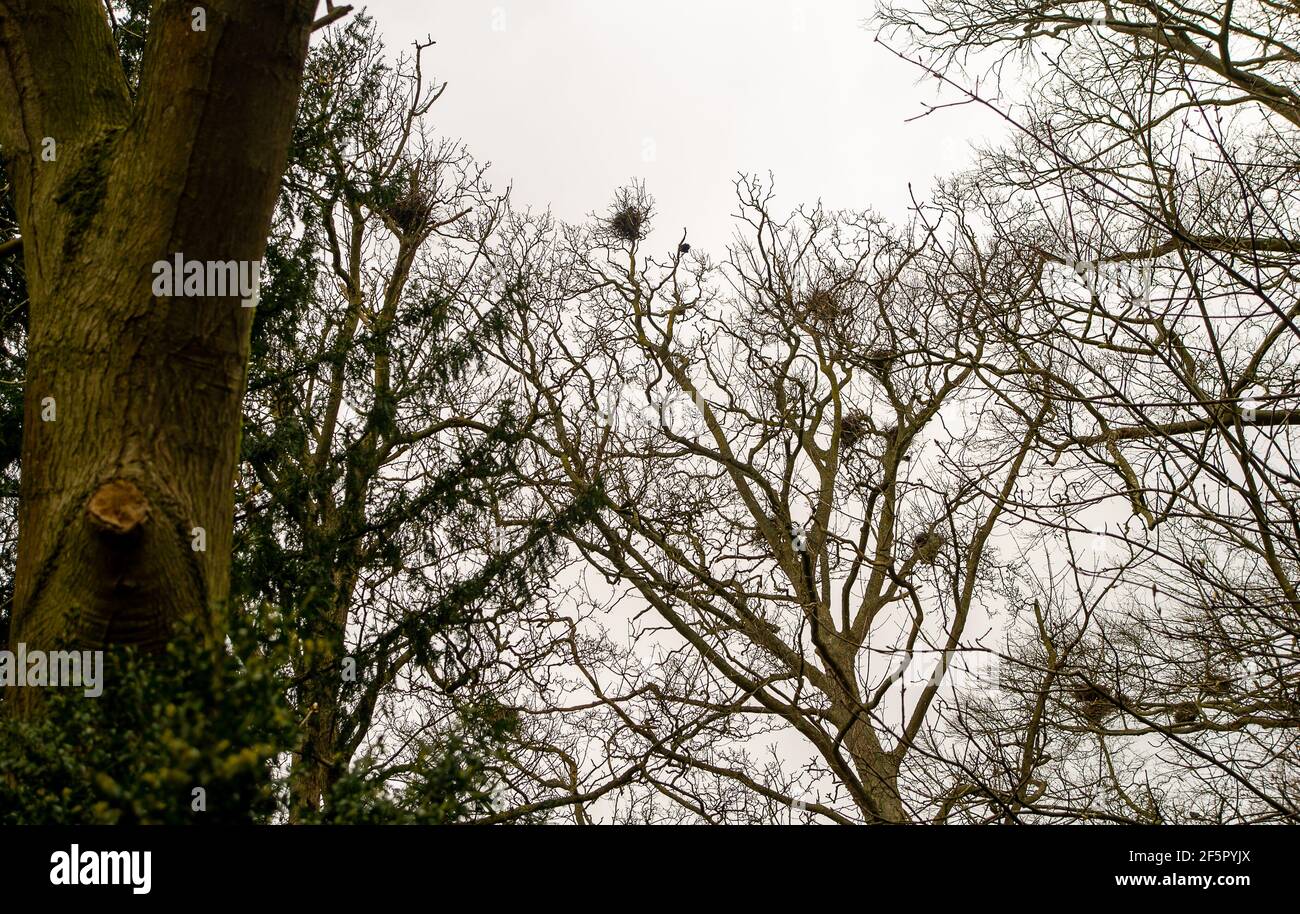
0,0,319,710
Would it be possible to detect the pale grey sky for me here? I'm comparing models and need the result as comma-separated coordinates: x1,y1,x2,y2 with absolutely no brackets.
360,0,1003,251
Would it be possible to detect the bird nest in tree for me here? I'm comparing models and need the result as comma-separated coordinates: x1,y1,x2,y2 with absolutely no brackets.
384,186,435,235
609,204,648,242
1203,672,1234,695
863,347,898,374
605,184,654,243
1081,702,1112,723
1072,684,1117,722
799,288,844,325
1173,703,1199,724
910,529,947,565
840,410,870,451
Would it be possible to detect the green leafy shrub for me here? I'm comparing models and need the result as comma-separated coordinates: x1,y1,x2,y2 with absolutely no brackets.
0,616,293,824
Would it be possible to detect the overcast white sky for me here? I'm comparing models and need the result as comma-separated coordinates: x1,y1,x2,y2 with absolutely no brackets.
361,0,1004,252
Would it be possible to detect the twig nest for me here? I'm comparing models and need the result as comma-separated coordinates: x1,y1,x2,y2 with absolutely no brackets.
1071,683,1117,722
383,184,435,235
1073,684,1106,704
840,410,870,451
799,288,842,325
604,184,655,243
863,347,898,374
1081,699,1113,723
1173,703,1199,724
910,529,947,565
610,205,648,241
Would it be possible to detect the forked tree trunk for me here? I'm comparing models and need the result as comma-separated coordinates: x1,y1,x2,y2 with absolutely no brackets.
0,0,318,711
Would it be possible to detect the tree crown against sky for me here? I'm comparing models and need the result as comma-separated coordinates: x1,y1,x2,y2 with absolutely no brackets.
0,0,1295,824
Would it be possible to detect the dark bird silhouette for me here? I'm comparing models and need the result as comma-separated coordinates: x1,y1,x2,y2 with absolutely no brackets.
678,242,691,255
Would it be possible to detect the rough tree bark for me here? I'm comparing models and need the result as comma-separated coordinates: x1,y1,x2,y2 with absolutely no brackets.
0,0,320,710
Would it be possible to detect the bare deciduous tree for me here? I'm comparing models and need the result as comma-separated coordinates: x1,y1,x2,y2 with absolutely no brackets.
477,176,1048,822
874,0,1300,822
